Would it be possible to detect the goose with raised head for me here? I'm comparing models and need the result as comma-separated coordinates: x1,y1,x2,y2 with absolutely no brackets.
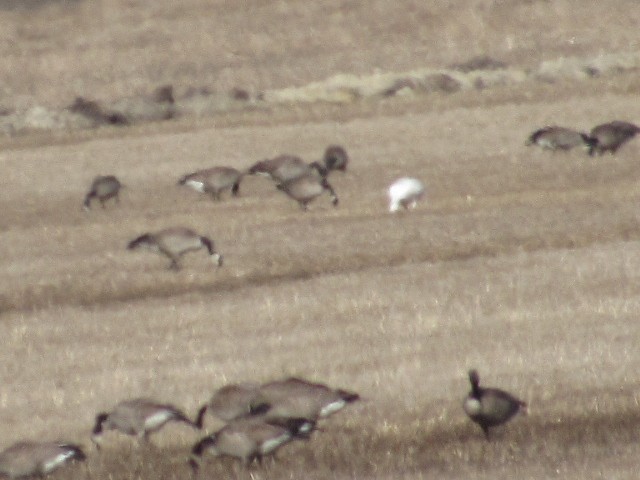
83,175,122,210
127,227,223,270
248,154,327,183
463,370,527,439
323,145,349,172
526,126,590,151
196,382,261,427
92,398,198,449
588,120,640,155
189,417,315,470
388,177,425,213
178,167,243,200
249,377,360,421
276,174,338,210
0,441,85,478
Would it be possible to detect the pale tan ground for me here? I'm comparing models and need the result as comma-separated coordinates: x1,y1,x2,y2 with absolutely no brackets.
1,1,640,479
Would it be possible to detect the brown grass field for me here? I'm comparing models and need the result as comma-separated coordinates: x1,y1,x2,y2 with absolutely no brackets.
1,1,640,479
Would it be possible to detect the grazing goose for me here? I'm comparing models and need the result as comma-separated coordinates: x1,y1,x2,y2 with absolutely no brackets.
463,370,527,439
92,398,198,448
189,417,315,469
83,175,122,210
127,227,223,270
0,441,85,478
250,377,360,421
587,120,640,155
69,96,128,126
526,126,590,151
178,167,243,200
196,383,261,427
323,145,349,172
248,155,327,183
276,174,339,210
388,177,425,212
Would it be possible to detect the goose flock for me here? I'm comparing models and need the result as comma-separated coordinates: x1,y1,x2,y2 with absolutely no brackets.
0,372,526,477
82,143,427,271
526,120,640,155
6,118,637,478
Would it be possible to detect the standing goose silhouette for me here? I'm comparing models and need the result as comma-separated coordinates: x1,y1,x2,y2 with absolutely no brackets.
463,370,527,439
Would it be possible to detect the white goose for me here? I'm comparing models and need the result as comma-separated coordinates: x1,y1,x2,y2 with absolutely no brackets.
388,177,425,213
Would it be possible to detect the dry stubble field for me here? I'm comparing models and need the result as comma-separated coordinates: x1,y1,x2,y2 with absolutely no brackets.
1,1,640,479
